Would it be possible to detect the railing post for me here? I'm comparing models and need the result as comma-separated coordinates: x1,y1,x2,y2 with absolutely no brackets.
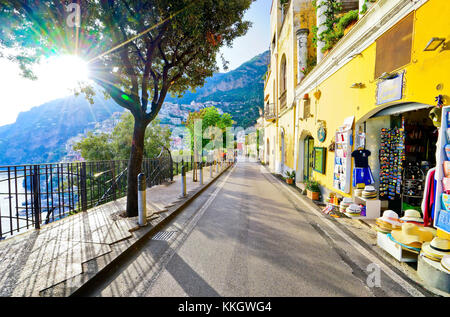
181,165,187,197
138,173,147,226
210,162,213,178
80,162,88,212
111,161,116,200
199,162,203,185
32,165,40,230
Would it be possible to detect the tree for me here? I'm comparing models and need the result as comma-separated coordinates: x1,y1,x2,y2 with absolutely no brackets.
183,106,233,153
74,112,171,161
1,0,253,216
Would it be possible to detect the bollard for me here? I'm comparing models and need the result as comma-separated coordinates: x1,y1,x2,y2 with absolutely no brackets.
216,161,219,173
199,162,204,185
138,173,147,226
210,163,213,178
181,165,187,197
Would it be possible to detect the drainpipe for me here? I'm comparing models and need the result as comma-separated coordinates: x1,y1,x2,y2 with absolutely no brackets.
316,0,328,63
296,28,309,84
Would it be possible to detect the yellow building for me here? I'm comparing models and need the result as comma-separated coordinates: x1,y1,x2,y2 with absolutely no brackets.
262,0,450,215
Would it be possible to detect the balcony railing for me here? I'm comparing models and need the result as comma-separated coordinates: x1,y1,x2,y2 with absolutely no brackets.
264,103,276,121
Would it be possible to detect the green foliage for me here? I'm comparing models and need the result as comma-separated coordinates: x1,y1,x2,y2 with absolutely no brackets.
0,0,254,132
183,106,233,150
74,112,171,161
305,180,320,192
286,170,296,180
311,0,343,52
336,10,358,34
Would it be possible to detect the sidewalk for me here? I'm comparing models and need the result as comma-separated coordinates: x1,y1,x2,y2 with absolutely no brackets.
0,162,231,297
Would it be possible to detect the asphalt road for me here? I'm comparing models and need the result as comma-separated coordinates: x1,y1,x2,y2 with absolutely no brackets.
84,160,430,297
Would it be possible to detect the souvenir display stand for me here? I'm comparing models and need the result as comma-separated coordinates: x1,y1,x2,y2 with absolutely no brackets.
377,232,418,262
333,128,352,194
352,195,381,219
401,164,425,215
433,105,450,235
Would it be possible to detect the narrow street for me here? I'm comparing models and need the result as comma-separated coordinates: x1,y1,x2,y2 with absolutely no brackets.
82,161,431,297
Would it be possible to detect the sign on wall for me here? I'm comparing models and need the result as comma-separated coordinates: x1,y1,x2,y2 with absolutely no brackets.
376,71,404,105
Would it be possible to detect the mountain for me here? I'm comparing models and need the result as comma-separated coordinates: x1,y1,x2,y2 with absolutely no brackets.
166,50,269,127
0,94,123,165
0,51,269,165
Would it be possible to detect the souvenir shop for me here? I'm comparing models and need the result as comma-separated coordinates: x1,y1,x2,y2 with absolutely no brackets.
367,105,439,215
328,102,450,292
324,103,450,292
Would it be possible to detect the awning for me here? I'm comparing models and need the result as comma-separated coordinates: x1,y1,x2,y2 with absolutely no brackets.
370,102,433,118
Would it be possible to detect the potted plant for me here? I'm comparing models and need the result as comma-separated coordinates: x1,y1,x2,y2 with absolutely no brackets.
305,180,320,200
286,171,295,185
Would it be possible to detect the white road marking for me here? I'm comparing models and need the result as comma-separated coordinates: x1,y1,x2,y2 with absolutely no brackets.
262,166,425,297
131,164,236,295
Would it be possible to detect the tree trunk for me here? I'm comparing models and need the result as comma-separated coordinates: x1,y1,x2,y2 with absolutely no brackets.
126,119,146,217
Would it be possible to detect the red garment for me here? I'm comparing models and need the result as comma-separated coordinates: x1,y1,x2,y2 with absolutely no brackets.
423,168,435,227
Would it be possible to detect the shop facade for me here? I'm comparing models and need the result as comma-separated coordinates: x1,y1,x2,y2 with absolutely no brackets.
261,0,450,292
291,0,449,214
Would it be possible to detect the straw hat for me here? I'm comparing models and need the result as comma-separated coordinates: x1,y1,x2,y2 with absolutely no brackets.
375,219,394,231
388,233,421,254
442,255,450,272
378,210,402,228
391,223,434,248
400,209,424,223
422,237,450,261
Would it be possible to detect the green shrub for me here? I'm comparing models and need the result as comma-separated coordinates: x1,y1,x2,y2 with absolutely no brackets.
305,180,320,192
336,10,358,34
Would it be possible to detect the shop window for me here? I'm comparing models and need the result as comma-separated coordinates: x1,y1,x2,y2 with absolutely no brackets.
374,12,414,79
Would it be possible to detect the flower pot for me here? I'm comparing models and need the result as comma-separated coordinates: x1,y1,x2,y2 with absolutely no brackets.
307,189,320,201
286,178,294,185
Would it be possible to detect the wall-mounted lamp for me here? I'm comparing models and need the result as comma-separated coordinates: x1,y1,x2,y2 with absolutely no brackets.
350,82,365,88
424,37,446,51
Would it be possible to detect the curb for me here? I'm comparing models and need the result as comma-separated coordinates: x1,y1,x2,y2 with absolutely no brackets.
260,163,437,297
63,163,233,297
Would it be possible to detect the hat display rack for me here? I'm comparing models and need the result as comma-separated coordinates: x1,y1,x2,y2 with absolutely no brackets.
433,105,450,234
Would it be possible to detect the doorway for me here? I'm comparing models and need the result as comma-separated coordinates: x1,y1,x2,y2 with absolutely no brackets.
303,136,314,181
281,130,285,173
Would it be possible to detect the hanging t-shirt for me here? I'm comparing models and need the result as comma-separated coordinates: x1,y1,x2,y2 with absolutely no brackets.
351,149,371,168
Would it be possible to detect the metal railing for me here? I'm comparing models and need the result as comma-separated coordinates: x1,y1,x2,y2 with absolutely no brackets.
0,147,174,240
265,103,276,121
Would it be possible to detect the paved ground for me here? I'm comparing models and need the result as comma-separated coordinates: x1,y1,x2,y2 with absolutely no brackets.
83,161,432,297
0,163,224,297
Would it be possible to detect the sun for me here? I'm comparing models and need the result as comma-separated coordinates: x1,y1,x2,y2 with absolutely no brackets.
39,55,90,91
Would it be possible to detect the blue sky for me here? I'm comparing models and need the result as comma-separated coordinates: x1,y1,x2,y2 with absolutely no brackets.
219,0,271,71
0,0,271,126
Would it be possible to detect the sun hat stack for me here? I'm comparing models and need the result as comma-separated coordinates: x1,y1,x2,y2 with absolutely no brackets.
340,197,352,214
389,223,435,254
362,185,377,199
400,209,424,226
345,204,361,217
374,210,402,233
421,237,450,262
354,188,363,197
442,255,450,272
